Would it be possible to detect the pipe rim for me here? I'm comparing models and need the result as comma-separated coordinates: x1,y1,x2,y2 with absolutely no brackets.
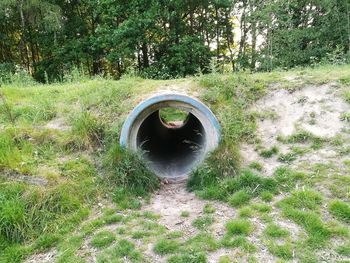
120,93,220,179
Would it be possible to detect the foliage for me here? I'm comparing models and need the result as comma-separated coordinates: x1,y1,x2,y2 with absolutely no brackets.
2,0,350,81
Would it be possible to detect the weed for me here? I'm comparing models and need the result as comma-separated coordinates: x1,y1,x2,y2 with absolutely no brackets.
153,239,180,255
91,231,115,248
328,200,350,223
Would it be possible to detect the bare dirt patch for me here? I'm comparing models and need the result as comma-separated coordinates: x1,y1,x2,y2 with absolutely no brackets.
241,83,350,175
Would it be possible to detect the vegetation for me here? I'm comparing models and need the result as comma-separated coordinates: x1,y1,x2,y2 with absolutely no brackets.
1,64,350,262
1,1,350,82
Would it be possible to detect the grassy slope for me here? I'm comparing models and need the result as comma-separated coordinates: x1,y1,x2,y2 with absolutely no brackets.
0,65,349,262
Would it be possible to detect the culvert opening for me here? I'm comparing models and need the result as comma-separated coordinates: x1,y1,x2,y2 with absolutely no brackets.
120,94,220,180
137,109,205,177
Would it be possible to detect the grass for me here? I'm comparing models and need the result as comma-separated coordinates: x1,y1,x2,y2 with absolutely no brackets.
263,224,289,238
259,146,279,158
192,215,214,230
180,211,190,218
228,190,251,207
96,239,142,262
328,200,350,223
90,231,115,248
153,239,180,255
225,219,252,236
1,65,350,262
267,242,293,259
167,252,207,263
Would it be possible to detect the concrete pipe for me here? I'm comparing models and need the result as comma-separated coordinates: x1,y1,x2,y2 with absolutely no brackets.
120,93,220,180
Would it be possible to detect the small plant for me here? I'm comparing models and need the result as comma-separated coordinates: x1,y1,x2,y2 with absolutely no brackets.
203,204,215,214
228,190,251,207
180,211,190,218
167,252,207,263
96,239,142,262
192,215,214,230
263,224,289,238
153,239,179,255
328,200,350,223
277,152,297,163
225,219,251,236
267,242,293,259
343,90,350,104
260,191,273,202
259,146,279,158
248,161,263,171
340,112,350,122
336,243,350,256
238,206,253,218
90,231,115,248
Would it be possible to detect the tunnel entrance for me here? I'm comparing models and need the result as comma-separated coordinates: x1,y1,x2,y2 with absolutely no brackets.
120,93,220,180
137,109,206,178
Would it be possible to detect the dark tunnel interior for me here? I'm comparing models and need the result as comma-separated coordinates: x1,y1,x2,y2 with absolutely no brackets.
136,109,206,178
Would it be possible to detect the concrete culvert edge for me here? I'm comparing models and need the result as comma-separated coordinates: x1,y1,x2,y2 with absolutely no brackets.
120,93,221,180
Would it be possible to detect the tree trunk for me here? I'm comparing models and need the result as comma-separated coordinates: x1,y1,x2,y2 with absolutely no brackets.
250,0,257,70
141,42,149,68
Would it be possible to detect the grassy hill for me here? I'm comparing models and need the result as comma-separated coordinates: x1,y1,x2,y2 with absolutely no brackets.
1,65,350,263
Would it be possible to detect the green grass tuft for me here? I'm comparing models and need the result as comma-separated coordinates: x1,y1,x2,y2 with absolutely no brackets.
263,224,289,238
228,190,251,207
192,215,214,230
90,231,115,248
96,239,142,262
167,252,207,263
259,146,279,158
153,239,180,255
328,200,350,223
225,219,252,236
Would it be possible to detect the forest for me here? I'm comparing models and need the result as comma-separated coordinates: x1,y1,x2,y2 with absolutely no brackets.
1,0,350,82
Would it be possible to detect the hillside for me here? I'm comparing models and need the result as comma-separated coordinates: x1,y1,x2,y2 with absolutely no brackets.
1,65,350,263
